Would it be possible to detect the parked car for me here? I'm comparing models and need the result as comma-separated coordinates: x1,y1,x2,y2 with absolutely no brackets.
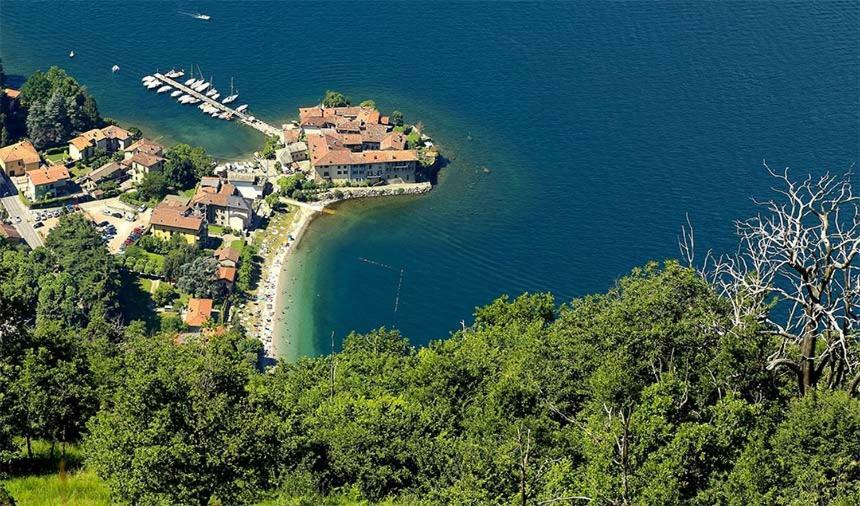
33,222,43,228
138,204,147,213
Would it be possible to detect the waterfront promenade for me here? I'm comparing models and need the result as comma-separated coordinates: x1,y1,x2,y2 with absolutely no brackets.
153,73,282,138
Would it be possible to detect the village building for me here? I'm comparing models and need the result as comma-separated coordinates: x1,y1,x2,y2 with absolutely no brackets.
0,140,41,176
306,132,418,184
298,105,418,184
80,160,131,192
27,164,70,201
183,298,214,331
130,151,164,183
123,138,164,159
0,223,22,244
149,197,206,244
68,125,134,161
2,88,21,114
282,125,302,144
214,246,241,268
275,141,309,166
217,266,237,292
190,179,253,232
226,172,267,201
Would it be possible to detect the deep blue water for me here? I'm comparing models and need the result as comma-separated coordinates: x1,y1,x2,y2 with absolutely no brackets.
2,1,858,356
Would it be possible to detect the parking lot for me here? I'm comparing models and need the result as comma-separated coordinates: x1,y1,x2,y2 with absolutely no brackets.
77,198,152,254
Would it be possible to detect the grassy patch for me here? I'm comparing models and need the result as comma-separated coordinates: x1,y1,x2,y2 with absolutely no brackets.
44,150,67,164
208,224,225,236
139,277,154,293
4,468,110,506
69,164,92,179
230,239,246,252
3,440,110,506
179,187,197,198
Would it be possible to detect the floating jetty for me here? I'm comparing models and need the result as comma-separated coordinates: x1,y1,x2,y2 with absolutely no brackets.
144,72,281,138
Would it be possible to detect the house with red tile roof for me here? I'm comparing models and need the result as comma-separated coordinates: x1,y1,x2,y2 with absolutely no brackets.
306,132,418,184
27,164,70,201
298,103,418,184
184,298,214,330
217,266,237,291
130,151,165,183
0,140,41,176
214,245,241,267
68,125,134,161
191,179,253,232
150,198,205,245
0,223,22,244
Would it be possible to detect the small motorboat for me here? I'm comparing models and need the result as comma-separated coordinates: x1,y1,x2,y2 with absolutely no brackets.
211,93,220,100
236,104,248,113
157,85,172,93
112,65,120,73
171,90,183,97
69,51,75,58
185,77,196,86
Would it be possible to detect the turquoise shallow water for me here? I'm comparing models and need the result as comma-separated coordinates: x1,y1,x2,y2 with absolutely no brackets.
3,1,858,356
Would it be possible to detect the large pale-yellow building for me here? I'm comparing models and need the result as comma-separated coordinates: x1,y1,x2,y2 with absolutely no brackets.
149,198,205,245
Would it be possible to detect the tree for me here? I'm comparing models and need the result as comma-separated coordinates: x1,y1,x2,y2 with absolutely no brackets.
277,173,304,196
390,110,404,127
264,192,280,210
20,66,100,134
260,135,281,160
686,167,860,396
322,90,351,108
137,171,168,201
85,331,272,505
176,257,223,299
152,283,177,307
236,245,259,293
360,100,376,110
163,143,212,190
160,238,199,281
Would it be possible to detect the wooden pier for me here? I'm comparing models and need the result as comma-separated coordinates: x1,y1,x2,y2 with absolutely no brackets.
153,73,282,138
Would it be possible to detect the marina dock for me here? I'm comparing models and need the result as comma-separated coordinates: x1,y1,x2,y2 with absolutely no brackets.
153,73,282,138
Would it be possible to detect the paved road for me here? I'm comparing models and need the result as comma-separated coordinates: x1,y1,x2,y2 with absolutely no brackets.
0,174,44,249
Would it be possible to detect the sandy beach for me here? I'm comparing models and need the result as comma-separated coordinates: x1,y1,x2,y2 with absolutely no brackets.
244,203,319,358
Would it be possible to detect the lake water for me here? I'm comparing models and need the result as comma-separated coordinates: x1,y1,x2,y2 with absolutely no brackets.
2,1,858,356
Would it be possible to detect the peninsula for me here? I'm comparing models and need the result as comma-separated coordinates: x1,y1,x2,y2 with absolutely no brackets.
0,71,439,360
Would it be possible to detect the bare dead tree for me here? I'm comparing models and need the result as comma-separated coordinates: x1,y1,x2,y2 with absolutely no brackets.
682,164,860,396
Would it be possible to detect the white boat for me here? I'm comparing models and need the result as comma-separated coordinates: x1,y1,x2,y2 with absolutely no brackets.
211,93,220,100
221,78,238,104
206,88,217,97
236,104,248,113
69,51,75,58
112,65,120,73
179,95,193,103
146,81,161,89
189,98,200,104
184,77,196,86
210,110,220,117
157,85,172,93
171,90,183,97
195,82,211,92
180,11,211,21
142,76,155,83
165,69,184,78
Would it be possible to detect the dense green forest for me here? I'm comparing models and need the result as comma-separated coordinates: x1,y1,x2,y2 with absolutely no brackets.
1,173,859,504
